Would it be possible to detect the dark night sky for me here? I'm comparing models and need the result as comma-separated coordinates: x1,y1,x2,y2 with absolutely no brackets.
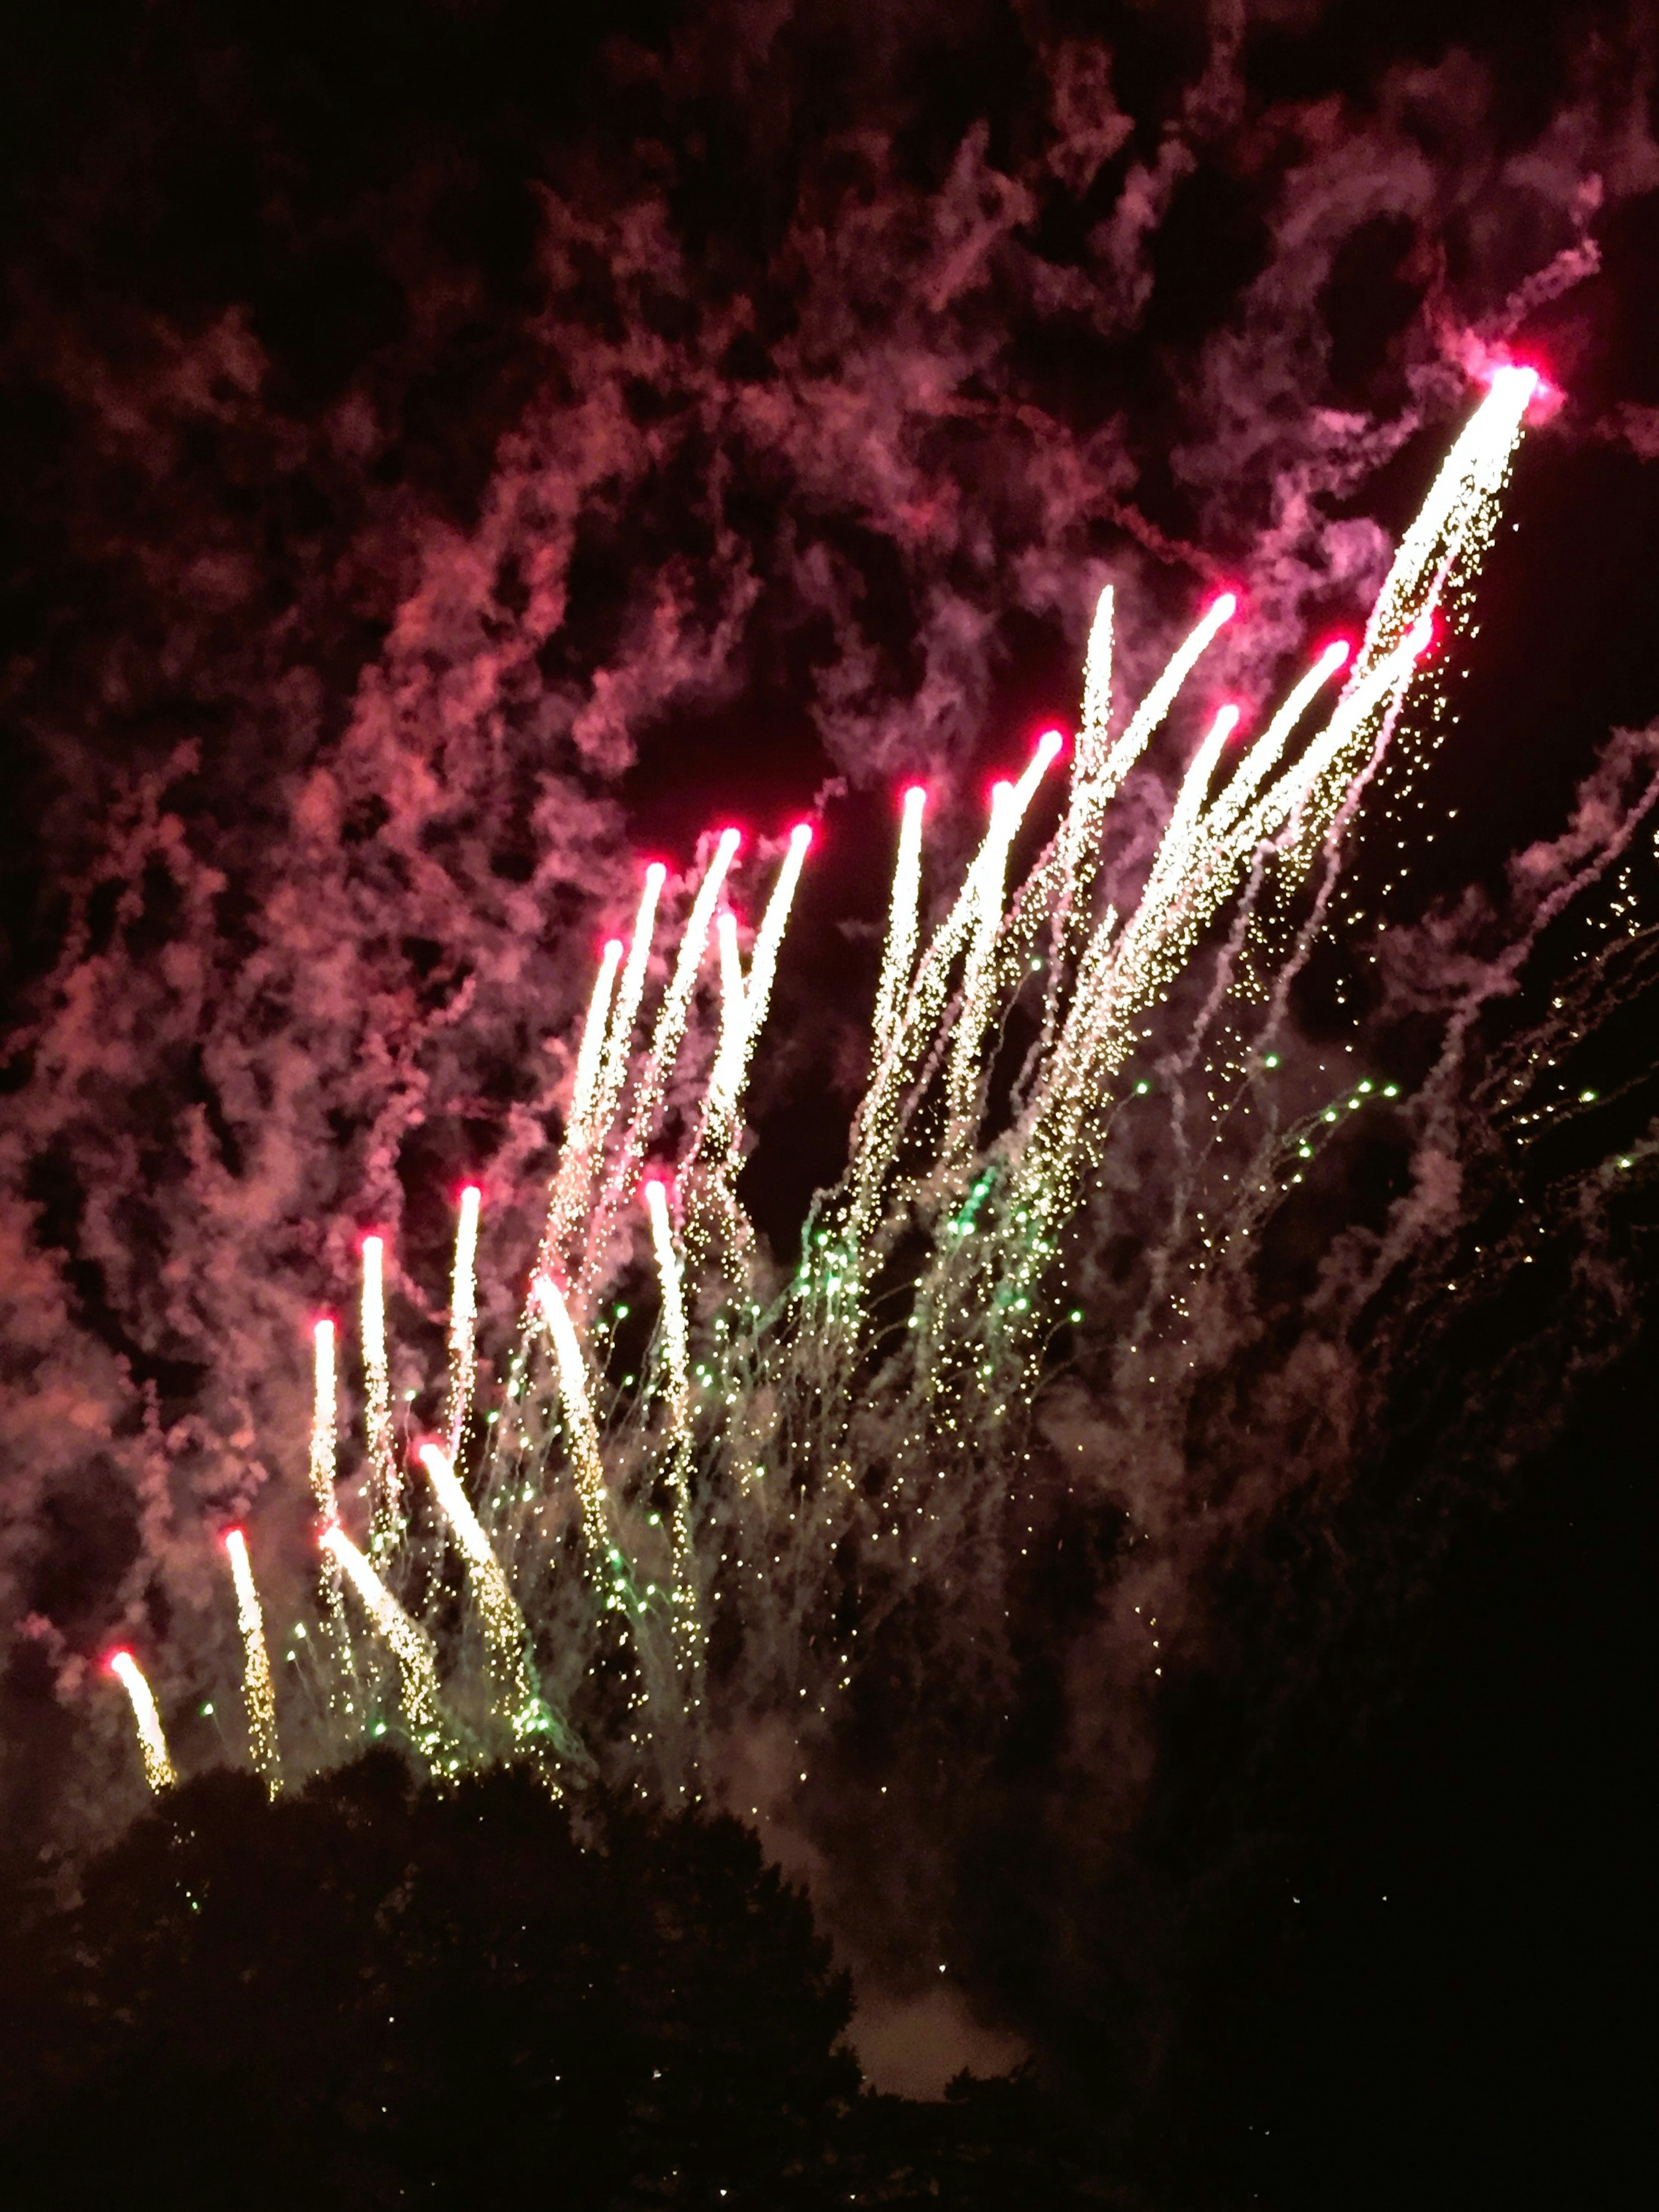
1,3,1656,2202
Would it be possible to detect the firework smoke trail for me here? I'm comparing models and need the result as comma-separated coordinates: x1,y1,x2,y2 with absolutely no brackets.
224,1530,280,1792
101,373,1615,1821
108,1652,174,1793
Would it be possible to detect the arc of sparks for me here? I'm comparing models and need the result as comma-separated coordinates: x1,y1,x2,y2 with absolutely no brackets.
321,1520,445,1749
108,1650,175,1793
417,1441,556,1751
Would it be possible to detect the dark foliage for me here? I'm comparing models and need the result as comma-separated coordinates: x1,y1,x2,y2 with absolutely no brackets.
0,1751,1101,2209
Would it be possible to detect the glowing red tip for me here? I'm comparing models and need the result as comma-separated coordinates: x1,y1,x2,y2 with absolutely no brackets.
644,861,667,887
789,821,814,851
643,1176,665,1202
105,1647,133,1677
311,1315,335,1342
1212,704,1242,740
903,784,927,812
1319,638,1354,672
222,1526,245,1549
718,826,743,850
359,1230,385,1257
1210,590,1239,624
460,1184,482,1207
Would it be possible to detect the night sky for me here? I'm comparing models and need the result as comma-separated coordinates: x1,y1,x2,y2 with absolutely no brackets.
1,4,1655,2205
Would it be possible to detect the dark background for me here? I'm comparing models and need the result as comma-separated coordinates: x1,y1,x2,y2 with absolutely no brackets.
1,4,1654,2204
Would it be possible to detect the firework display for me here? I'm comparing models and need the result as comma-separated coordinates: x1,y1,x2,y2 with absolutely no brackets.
108,372,1573,1806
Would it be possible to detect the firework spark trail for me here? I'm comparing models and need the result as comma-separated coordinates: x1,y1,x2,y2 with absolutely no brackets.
594,865,668,1139
1013,621,1430,1227
570,938,625,1134
943,781,1022,1166
321,1521,446,1752
690,825,817,1265
1201,641,1352,855
307,1312,357,1667
873,786,927,1060
579,830,742,1298
853,732,1067,1235
446,1185,483,1455
1100,591,1238,794
416,1442,559,1752
104,375,1591,1813
108,1651,174,1793
544,874,664,1271
1357,365,1538,672
224,1530,280,1791
1007,362,1532,1258
360,1236,401,1559
1136,703,1241,923
308,1319,338,1517
645,1178,701,1690
707,822,814,1127
529,1274,618,1583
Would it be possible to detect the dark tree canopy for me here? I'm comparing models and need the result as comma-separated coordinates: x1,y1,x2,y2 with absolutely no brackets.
0,1754,858,2206
0,1752,1095,2209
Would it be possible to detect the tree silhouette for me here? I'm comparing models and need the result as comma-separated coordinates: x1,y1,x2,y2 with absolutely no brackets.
0,1752,1106,2208
0,1752,858,2208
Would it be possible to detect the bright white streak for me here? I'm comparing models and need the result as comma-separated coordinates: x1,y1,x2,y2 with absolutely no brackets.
1098,591,1237,796
224,1530,280,1790
360,1237,400,1557
707,824,813,1123
1203,641,1352,853
1136,703,1241,920
644,1180,699,1672
446,1184,482,1454
582,831,742,1290
321,1521,444,1744
944,781,1020,1158
1357,366,1536,672
529,1275,613,1571
569,937,624,1137
109,1650,175,1793
308,1319,337,1518
591,864,667,1146
855,735,1061,1227
873,787,926,1058
417,1441,543,1739
544,877,663,1265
